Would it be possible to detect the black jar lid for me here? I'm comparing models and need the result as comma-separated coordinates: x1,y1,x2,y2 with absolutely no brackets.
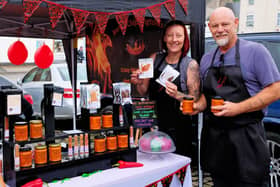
118,132,128,136
183,96,194,100
95,135,106,139
212,96,223,100
20,147,31,152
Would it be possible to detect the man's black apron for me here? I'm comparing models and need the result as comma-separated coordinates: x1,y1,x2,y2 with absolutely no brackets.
201,40,270,183
149,54,192,157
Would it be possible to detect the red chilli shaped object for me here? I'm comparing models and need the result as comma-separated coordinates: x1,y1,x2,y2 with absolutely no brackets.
113,160,144,169
21,178,43,187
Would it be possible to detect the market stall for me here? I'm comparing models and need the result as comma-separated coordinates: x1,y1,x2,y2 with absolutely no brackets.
0,0,205,186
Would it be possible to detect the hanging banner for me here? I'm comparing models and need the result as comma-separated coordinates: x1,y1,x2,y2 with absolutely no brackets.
48,4,65,29
93,13,111,34
23,0,42,23
0,0,7,9
132,9,146,33
178,0,188,15
164,0,176,20
115,13,129,36
86,18,164,94
72,10,89,34
148,5,162,26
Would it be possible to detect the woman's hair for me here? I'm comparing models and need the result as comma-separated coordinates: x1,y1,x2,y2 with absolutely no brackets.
161,20,190,57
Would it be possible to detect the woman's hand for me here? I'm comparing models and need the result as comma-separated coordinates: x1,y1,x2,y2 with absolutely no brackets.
165,81,178,98
130,69,143,85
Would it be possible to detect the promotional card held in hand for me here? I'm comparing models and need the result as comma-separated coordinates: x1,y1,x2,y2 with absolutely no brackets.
138,58,153,79
156,65,180,87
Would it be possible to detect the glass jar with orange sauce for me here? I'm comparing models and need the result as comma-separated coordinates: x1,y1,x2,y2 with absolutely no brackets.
35,145,47,165
106,133,117,151
30,120,43,140
117,133,128,149
19,147,32,168
15,121,28,142
102,112,113,128
90,114,101,130
94,135,106,153
49,143,61,163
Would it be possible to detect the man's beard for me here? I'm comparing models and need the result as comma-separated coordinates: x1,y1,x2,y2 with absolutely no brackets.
215,37,229,47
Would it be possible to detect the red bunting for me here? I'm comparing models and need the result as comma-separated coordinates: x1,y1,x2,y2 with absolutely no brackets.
161,175,173,187
23,0,42,23
115,13,129,35
93,13,111,34
175,165,187,185
0,0,7,9
132,9,146,33
48,4,65,29
178,0,188,15
164,0,176,20
148,4,161,26
72,10,89,35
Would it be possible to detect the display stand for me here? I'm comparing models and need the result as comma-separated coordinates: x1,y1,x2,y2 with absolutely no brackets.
1,84,136,186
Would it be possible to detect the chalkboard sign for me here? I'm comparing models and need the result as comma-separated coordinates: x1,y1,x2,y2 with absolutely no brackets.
132,101,157,128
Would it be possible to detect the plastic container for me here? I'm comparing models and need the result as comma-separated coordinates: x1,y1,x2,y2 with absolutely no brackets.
90,114,101,130
94,135,106,153
182,97,194,113
49,143,61,162
20,147,32,168
211,96,224,113
30,120,43,139
35,145,47,165
14,121,28,142
117,133,128,149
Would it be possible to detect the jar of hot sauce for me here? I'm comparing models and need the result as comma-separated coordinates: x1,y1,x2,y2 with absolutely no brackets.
35,145,47,165
94,135,106,153
15,122,28,142
102,112,113,128
106,134,117,151
211,96,224,113
49,143,61,163
30,120,43,139
182,97,194,113
90,114,101,130
20,147,32,168
117,133,128,149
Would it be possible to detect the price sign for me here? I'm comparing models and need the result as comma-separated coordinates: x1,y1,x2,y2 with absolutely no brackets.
132,101,157,128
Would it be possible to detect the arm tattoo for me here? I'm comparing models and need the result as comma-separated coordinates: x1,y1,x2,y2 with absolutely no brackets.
187,60,200,101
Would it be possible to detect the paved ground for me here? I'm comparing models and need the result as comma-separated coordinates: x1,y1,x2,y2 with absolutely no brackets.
192,166,214,187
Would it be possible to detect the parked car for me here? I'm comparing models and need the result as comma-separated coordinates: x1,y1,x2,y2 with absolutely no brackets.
17,63,88,120
0,75,33,121
205,32,280,186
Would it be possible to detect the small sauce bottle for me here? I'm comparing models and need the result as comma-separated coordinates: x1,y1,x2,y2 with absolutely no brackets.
94,135,106,153
211,96,224,113
182,97,194,113
106,134,117,151
20,147,32,168
30,120,43,139
102,112,113,128
49,143,61,163
35,145,47,165
15,121,28,142
117,133,128,149
90,114,101,130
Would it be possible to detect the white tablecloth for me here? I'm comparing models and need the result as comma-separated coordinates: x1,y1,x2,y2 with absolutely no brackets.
46,151,192,187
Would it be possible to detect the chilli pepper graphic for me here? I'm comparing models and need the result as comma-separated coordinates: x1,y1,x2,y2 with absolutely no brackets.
113,160,144,169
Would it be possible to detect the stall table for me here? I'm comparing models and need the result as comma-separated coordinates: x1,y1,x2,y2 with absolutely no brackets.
45,151,192,187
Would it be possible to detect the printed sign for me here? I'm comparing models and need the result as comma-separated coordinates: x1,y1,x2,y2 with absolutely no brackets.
132,101,157,128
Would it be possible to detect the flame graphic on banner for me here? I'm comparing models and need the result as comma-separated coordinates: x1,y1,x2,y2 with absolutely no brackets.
87,26,112,93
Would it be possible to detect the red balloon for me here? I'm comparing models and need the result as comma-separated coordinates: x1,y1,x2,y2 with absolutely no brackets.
8,41,28,65
34,44,54,69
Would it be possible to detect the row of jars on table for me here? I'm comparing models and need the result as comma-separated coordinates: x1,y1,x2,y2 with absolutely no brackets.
14,120,44,142
90,113,114,130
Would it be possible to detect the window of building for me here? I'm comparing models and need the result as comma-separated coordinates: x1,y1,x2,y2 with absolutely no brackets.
277,12,280,26
246,15,254,27
248,0,254,5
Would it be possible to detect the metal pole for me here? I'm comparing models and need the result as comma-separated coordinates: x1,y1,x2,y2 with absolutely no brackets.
198,112,203,187
71,38,77,130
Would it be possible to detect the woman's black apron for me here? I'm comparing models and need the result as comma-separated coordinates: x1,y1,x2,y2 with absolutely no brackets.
149,54,192,157
201,40,270,183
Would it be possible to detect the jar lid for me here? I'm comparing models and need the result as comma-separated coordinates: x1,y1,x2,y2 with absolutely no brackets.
118,132,128,136
95,135,106,139
102,112,113,115
20,147,31,152
212,96,223,100
183,96,194,100
15,121,27,125
49,143,61,147
30,120,42,124
35,145,47,150
90,113,100,116
107,133,116,137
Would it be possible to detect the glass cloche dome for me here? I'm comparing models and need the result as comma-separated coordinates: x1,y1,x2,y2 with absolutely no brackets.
138,126,176,154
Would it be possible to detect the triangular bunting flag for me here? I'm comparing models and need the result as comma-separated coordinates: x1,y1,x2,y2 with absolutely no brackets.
175,165,187,185
72,10,89,35
23,0,42,23
164,0,176,20
178,0,188,15
0,0,7,9
93,13,111,34
48,3,65,29
161,174,173,187
148,4,161,26
145,181,158,187
132,9,146,32
115,13,129,35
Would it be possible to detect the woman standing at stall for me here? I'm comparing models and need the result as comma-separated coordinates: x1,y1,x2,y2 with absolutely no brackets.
130,20,200,157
